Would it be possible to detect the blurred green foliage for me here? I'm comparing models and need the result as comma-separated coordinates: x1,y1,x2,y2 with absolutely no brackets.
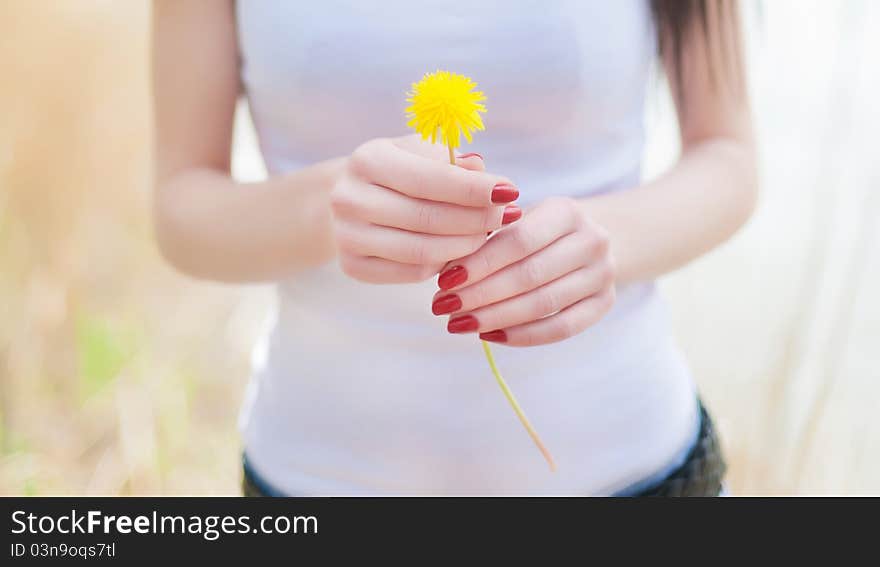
75,313,138,399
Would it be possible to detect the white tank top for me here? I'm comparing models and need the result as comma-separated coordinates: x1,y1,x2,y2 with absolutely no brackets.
236,0,699,495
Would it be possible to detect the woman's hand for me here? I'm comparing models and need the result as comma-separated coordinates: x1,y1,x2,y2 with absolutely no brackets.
330,135,522,284
431,197,616,346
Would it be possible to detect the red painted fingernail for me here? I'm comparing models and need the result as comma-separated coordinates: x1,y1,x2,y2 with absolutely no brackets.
457,152,483,160
432,294,462,315
479,330,508,343
448,315,479,334
502,205,522,225
491,183,519,204
438,265,467,290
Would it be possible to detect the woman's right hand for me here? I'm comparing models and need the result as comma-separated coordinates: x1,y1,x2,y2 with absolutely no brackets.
330,135,522,284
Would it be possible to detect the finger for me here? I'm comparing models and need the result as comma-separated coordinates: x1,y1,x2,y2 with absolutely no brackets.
455,152,486,172
334,219,484,265
347,183,516,236
350,138,516,207
431,232,593,313
443,264,611,332
338,253,440,284
437,198,585,291
479,288,616,347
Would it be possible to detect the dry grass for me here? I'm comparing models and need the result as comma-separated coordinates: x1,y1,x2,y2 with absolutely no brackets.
1,1,878,495
0,1,250,495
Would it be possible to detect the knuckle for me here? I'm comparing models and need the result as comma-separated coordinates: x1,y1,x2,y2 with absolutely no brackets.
520,326,538,346
601,287,617,311
338,254,362,280
416,202,439,232
329,186,357,217
468,284,487,310
539,196,561,210
548,196,582,230
408,239,430,265
555,315,578,341
479,249,495,278
592,226,610,255
585,231,608,259
410,167,431,197
413,237,452,266
601,259,617,287
536,287,561,315
546,195,575,211
348,139,385,179
518,257,544,289
547,195,572,207
471,180,488,205
607,258,618,283
571,206,588,231
347,148,372,179
348,142,369,167
509,225,533,256
458,170,486,204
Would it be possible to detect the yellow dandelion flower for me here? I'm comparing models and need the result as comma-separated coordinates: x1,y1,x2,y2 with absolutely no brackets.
405,70,487,151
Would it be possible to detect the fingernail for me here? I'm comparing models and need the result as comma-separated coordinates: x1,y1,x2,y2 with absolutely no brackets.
457,152,483,160
432,294,462,316
448,315,479,334
438,265,467,290
502,205,522,225
491,183,519,204
479,330,508,343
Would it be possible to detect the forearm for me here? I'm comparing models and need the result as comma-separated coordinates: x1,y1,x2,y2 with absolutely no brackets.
155,157,344,282
580,137,758,285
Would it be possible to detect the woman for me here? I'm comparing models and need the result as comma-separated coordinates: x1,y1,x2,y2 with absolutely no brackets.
152,0,756,496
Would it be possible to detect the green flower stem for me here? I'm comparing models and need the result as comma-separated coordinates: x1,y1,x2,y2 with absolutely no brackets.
481,340,557,472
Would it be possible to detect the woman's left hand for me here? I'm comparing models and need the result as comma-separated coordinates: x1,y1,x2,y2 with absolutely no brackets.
431,196,616,347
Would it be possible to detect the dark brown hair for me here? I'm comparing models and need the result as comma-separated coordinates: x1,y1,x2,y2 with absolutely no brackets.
650,0,743,96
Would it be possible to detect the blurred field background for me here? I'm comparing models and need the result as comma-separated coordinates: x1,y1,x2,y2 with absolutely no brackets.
1,1,878,495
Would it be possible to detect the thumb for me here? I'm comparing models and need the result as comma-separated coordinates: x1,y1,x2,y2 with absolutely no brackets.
454,152,486,172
